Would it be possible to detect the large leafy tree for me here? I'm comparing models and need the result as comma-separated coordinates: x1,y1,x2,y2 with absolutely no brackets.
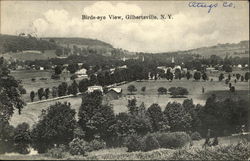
0,57,25,120
0,57,25,154
31,102,76,153
78,91,116,141
13,122,31,154
164,102,192,132
147,104,165,132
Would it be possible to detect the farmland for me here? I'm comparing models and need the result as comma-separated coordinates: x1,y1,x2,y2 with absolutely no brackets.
9,72,249,127
0,50,57,61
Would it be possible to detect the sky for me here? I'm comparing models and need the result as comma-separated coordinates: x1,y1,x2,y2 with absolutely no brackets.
0,1,249,53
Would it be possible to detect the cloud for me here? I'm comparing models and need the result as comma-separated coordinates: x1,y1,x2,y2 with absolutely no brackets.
30,1,247,52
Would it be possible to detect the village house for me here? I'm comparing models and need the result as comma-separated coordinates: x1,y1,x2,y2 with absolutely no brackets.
87,85,103,93
75,68,87,76
106,88,122,100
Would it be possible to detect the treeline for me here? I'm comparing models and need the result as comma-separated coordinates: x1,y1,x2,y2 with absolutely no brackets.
1,90,249,155
0,34,57,53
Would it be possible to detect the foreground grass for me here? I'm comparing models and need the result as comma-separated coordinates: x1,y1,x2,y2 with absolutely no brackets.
1,141,249,160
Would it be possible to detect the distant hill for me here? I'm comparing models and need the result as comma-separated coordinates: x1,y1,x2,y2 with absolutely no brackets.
181,40,249,58
43,37,113,49
0,34,57,53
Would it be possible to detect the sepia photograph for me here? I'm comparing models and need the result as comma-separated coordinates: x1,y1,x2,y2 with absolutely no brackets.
0,0,249,160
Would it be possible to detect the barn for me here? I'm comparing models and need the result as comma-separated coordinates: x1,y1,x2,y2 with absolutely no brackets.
106,88,122,100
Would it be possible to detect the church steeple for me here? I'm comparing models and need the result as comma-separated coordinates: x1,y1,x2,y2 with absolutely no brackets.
171,57,175,63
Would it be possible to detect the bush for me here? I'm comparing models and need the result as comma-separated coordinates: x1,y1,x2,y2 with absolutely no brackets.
158,87,167,95
155,132,191,149
169,87,188,96
51,74,60,80
126,134,143,152
87,139,106,151
191,131,202,141
170,142,250,160
45,145,69,159
68,138,88,155
142,134,160,152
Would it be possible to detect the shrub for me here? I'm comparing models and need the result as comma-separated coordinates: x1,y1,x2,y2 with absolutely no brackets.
45,144,69,159
158,87,167,95
155,132,191,149
126,134,143,152
87,139,106,151
191,131,202,141
170,142,250,160
142,134,160,152
68,138,88,155
51,74,60,80
169,87,188,96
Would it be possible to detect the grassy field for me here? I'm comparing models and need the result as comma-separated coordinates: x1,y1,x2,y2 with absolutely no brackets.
110,78,249,113
10,70,76,102
0,50,57,61
9,75,249,127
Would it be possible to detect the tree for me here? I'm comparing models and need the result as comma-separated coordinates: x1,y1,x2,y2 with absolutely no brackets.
193,71,201,80
236,73,241,80
223,64,232,72
79,79,89,93
174,68,182,80
52,87,57,98
78,91,116,142
30,91,35,102
228,74,231,81
127,85,137,95
55,48,63,56
71,80,78,96
0,57,25,118
141,86,146,95
44,88,50,99
240,75,244,81
37,88,44,100
0,121,15,154
219,73,224,81
169,87,189,97
245,72,249,81
166,69,174,81
147,104,164,132
164,102,192,132
158,87,167,95
54,65,63,75
31,102,76,153
127,98,139,115
14,122,31,154
58,82,68,96
202,72,208,81
186,71,191,80
67,63,79,74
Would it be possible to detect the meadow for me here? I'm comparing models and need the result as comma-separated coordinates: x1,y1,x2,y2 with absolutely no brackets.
9,72,249,127
0,50,57,61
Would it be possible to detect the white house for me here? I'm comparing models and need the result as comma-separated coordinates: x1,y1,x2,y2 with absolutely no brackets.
118,65,127,69
75,68,87,75
87,86,103,93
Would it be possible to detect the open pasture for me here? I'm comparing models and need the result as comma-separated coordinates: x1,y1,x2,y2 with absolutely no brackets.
9,76,249,127
0,50,57,61
110,78,249,112
11,70,75,102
